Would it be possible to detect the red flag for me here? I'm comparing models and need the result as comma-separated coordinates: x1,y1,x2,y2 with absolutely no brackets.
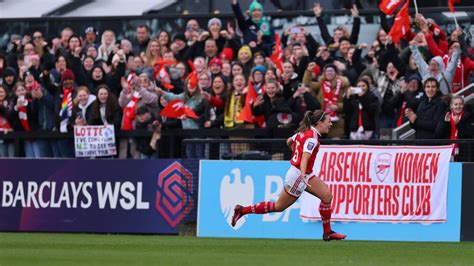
388,1,410,45
448,0,460,13
160,99,199,119
379,0,404,15
153,59,176,90
238,81,257,123
270,34,283,73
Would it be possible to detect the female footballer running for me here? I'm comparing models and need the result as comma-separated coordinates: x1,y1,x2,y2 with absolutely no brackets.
231,110,346,241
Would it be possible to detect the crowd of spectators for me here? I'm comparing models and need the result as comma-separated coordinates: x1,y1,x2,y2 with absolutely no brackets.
0,0,473,159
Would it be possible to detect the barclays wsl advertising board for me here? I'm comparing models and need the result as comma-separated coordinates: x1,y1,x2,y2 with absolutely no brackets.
197,146,463,242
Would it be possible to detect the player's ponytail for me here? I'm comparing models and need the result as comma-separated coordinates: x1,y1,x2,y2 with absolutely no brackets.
296,110,326,133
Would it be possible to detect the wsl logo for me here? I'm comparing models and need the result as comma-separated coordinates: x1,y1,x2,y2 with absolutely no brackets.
156,161,194,228
220,168,254,230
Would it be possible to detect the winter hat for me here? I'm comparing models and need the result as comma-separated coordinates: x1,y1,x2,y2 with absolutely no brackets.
430,56,446,72
252,65,267,75
323,63,338,73
120,39,133,51
61,69,76,82
238,45,252,61
209,58,223,68
3,67,17,78
406,73,422,83
207,18,222,29
219,48,234,61
172,33,186,42
249,0,263,13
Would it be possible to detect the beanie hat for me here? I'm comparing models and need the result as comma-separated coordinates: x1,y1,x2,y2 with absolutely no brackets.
406,73,422,83
252,65,267,75
3,67,17,78
61,69,76,82
173,33,186,42
207,18,222,29
238,45,252,61
323,63,337,73
219,48,234,61
209,58,223,68
249,0,263,13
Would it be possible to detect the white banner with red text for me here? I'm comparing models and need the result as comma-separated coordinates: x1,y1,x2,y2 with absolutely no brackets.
300,145,453,223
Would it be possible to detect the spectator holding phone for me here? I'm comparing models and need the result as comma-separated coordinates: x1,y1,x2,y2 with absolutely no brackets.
344,79,379,140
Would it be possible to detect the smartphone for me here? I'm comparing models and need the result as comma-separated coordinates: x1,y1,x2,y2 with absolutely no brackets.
291,27,301,34
350,87,363,95
18,95,25,102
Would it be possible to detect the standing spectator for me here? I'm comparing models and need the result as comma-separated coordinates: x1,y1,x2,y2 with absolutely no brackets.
384,74,424,127
313,3,360,47
204,75,228,128
287,83,321,126
251,79,294,129
231,0,275,56
0,85,14,157
133,25,151,57
11,82,40,157
436,96,473,159
405,78,446,139
410,41,460,95
224,74,247,128
83,26,99,50
134,106,160,159
144,38,162,68
53,69,77,157
303,63,349,138
2,67,18,94
97,30,117,62
90,85,122,129
344,79,379,140
72,86,96,126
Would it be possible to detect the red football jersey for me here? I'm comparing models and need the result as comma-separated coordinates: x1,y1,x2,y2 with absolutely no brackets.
290,127,320,174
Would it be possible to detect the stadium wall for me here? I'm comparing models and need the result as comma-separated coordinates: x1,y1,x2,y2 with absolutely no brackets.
198,160,463,242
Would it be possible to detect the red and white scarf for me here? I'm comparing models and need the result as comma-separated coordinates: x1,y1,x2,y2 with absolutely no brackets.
122,91,141,130
450,111,463,155
19,103,31,132
322,79,342,121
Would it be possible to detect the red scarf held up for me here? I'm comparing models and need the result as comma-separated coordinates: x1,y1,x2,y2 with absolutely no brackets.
322,79,342,120
121,91,141,131
396,101,407,127
18,104,31,132
450,111,463,155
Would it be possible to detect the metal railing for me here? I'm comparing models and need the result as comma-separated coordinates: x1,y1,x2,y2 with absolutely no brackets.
182,138,474,162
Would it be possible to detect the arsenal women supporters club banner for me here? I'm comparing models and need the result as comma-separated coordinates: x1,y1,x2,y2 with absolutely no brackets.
300,145,452,223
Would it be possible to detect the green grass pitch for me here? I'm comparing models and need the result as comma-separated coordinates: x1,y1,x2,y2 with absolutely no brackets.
0,233,473,265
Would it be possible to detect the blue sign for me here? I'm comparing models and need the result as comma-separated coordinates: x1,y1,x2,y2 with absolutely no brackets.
197,161,462,242
0,159,199,234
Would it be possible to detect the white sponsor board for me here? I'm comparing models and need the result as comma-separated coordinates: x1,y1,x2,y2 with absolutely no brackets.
300,145,452,223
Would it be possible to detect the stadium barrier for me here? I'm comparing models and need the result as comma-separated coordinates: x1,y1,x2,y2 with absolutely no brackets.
182,138,474,162
197,150,464,242
0,159,199,234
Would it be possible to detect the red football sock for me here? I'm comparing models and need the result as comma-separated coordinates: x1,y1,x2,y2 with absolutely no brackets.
242,202,275,215
319,202,332,234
